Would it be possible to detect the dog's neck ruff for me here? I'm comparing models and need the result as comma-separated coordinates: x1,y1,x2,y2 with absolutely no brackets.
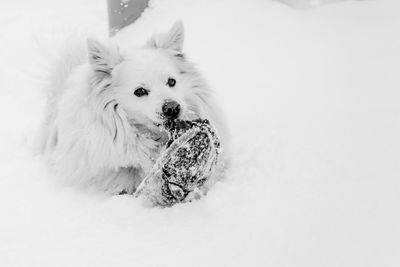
89,76,161,173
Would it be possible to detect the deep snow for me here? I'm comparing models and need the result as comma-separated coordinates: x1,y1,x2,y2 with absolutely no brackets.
0,0,399,266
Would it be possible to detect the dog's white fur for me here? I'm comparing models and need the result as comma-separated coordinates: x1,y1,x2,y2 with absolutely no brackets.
39,22,228,194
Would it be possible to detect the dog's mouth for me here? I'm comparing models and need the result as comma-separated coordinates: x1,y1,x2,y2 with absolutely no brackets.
128,109,190,143
130,120,169,143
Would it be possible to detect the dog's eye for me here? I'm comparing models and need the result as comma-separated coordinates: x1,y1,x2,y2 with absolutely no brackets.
167,78,176,87
134,87,148,97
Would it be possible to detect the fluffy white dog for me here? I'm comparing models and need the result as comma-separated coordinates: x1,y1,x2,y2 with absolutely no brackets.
39,22,228,195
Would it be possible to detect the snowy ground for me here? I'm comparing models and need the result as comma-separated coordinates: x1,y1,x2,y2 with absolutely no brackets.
0,0,399,266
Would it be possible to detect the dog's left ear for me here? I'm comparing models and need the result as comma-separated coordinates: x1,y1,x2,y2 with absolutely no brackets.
87,38,121,79
147,21,184,53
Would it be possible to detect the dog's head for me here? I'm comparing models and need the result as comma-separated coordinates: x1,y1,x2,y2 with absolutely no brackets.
87,22,202,137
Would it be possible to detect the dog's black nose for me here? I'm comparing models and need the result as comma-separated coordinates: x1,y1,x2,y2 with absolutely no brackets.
162,100,181,119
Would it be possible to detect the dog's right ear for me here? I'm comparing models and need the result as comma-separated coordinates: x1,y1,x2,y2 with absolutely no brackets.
146,21,184,53
87,38,121,79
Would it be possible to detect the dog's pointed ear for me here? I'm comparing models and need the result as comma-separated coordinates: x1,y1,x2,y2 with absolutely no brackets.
147,21,184,52
87,38,121,78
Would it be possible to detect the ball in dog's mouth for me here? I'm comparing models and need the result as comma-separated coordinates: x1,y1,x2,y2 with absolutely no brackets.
134,118,221,206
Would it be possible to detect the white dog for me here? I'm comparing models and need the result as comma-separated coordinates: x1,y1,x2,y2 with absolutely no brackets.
39,22,228,195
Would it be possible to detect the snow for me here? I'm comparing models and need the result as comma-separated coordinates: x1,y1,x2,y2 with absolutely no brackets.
280,0,357,8
0,0,399,266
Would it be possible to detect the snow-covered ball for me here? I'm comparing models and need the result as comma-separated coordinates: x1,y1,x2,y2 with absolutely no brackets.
135,119,220,207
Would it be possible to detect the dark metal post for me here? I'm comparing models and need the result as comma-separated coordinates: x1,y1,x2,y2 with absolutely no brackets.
107,0,149,36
